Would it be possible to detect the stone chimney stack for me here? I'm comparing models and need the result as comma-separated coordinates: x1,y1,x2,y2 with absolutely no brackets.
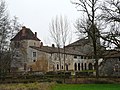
35,32,37,37
40,42,43,48
22,26,26,36
52,44,55,48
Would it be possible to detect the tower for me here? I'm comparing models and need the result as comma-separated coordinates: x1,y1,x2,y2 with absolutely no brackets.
10,26,41,72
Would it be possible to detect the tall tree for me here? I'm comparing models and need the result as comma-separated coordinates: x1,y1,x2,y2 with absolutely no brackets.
49,15,71,73
0,0,10,51
10,16,22,39
72,0,102,78
9,16,22,72
0,0,11,79
100,0,120,48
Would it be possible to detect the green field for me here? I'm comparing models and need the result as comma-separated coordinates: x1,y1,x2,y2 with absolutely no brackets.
52,84,120,90
0,83,120,90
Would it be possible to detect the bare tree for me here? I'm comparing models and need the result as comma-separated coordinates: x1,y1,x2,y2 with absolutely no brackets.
49,15,71,75
9,16,22,72
10,16,22,39
49,16,61,72
100,0,120,48
72,0,102,78
0,0,11,79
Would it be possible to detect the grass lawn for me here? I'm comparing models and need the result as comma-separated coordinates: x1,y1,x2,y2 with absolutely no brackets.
0,82,53,90
52,84,120,90
0,83,120,90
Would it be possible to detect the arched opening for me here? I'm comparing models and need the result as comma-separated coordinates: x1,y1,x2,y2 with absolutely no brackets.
78,63,80,71
81,63,83,70
74,63,77,71
85,63,87,70
57,64,59,70
88,63,93,70
62,65,63,69
66,64,68,71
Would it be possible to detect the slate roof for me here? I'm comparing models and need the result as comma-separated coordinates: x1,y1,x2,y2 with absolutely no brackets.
104,50,120,58
30,46,86,56
65,38,90,47
11,26,40,41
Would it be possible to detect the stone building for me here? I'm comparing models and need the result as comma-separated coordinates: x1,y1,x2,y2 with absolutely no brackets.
99,50,120,76
10,26,41,71
10,26,95,73
10,26,120,76
29,46,95,72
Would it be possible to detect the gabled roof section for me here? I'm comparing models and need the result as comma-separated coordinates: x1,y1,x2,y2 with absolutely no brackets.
66,38,90,47
30,46,85,56
104,50,120,58
11,26,40,41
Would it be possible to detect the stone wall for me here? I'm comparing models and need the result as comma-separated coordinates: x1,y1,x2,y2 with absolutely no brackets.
99,58,120,76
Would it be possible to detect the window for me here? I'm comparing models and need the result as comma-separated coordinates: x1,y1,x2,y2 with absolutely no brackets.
81,56,84,59
74,55,77,58
33,52,36,57
66,64,68,71
114,64,119,72
34,42,36,46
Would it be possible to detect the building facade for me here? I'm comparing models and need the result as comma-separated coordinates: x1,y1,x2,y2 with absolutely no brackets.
10,26,120,76
10,26,95,73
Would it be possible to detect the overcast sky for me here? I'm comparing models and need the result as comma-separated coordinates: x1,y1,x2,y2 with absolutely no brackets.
5,0,81,45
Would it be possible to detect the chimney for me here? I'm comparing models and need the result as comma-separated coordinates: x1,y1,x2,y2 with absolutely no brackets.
22,26,26,29
52,44,55,48
35,32,37,37
22,26,26,36
40,42,43,48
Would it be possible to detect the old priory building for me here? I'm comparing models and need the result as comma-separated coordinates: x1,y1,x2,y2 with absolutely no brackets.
10,26,120,76
10,26,95,73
